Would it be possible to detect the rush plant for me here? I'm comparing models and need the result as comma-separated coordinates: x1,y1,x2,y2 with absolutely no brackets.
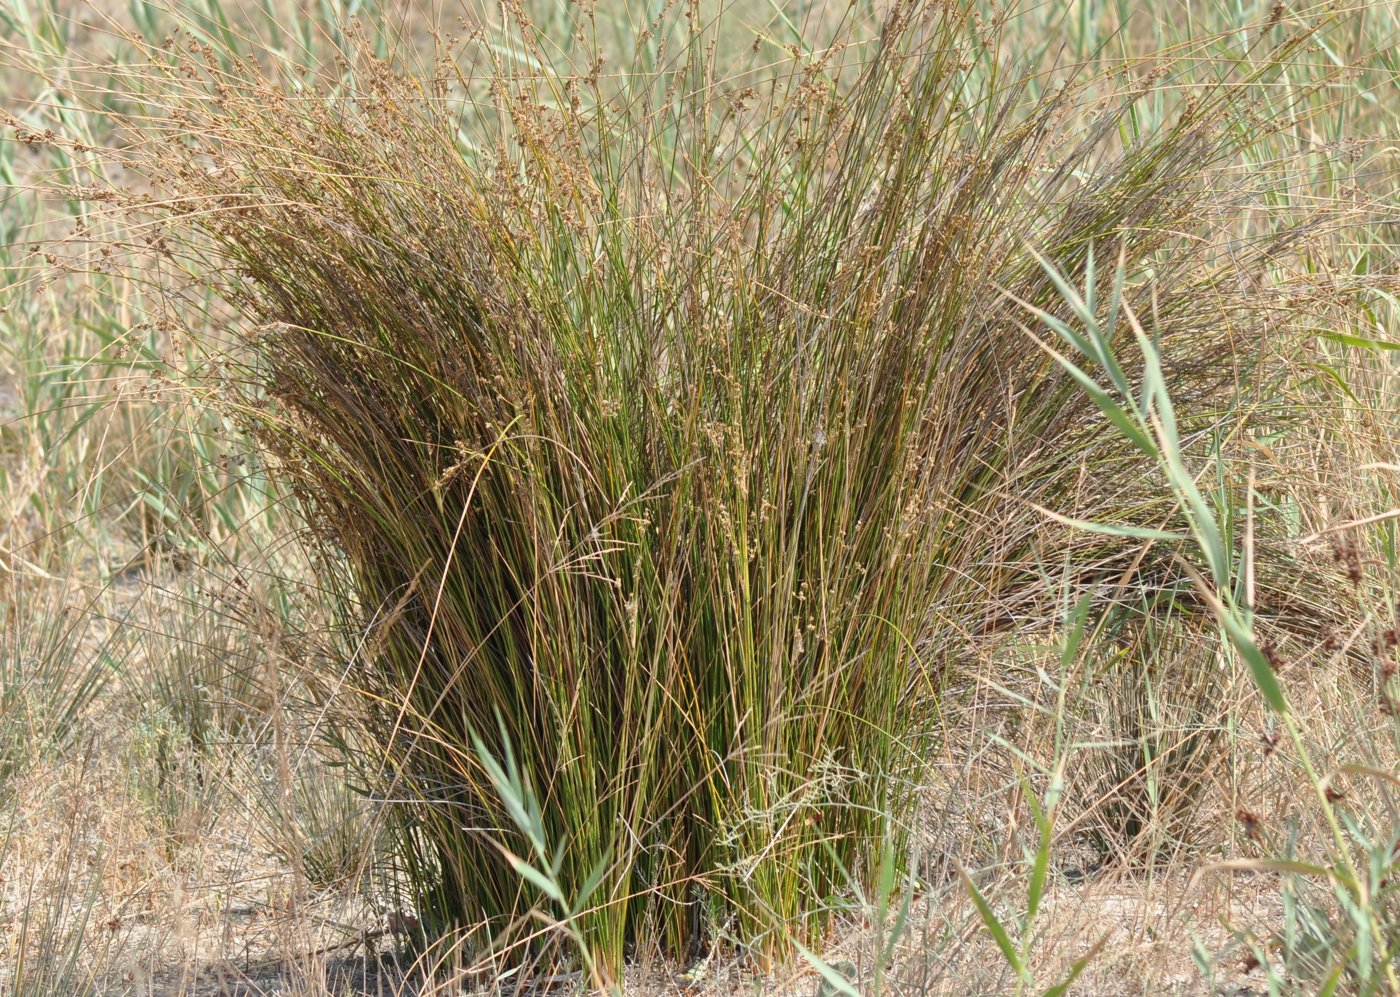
109,0,1350,979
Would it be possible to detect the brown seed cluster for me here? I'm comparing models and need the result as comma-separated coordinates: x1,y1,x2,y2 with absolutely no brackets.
1236,807,1264,843
1329,534,1363,585
1319,530,1399,716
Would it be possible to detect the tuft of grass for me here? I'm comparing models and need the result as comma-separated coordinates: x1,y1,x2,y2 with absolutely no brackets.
89,0,1385,978
0,580,110,789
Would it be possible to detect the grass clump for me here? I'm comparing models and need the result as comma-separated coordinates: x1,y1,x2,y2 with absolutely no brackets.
0,582,107,789
101,0,1362,979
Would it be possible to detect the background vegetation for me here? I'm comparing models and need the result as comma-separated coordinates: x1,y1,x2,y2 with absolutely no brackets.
1,0,1397,993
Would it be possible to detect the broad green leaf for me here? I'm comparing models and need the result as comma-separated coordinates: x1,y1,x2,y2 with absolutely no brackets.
502,849,566,906
1041,929,1109,996
1032,504,1185,542
571,853,612,915
1182,564,1287,713
1026,788,1053,922
1218,610,1288,714
961,867,1026,982
1059,593,1094,669
1317,962,1345,997
1026,249,1133,398
1318,331,1400,351
883,885,914,963
1038,348,1157,456
793,941,860,997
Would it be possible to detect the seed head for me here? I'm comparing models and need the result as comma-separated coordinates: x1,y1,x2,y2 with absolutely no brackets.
1236,807,1264,843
